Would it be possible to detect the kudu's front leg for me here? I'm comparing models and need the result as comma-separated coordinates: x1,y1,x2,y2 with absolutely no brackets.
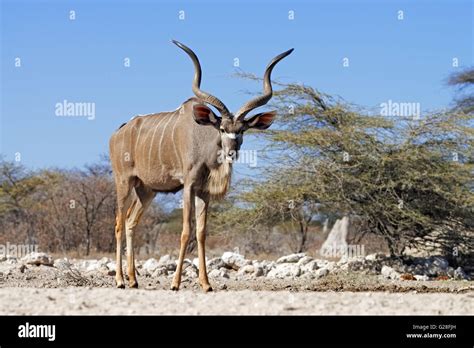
171,185,194,291
195,193,212,292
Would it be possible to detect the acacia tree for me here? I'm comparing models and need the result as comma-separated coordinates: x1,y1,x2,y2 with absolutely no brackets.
214,74,473,257
448,67,474,113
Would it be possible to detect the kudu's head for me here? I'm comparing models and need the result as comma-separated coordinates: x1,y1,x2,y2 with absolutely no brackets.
172,40,293,163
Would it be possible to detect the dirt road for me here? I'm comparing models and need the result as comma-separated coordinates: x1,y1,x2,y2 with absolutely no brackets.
0,287,472,315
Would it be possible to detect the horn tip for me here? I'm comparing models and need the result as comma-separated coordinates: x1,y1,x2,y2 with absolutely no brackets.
171,39,183,48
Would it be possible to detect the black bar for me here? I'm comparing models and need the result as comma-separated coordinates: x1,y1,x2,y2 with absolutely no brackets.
0,315,472,346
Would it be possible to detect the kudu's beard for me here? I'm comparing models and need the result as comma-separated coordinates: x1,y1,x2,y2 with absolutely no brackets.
207,160,232,200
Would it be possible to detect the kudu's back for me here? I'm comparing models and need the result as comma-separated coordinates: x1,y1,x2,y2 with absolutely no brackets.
109,106,187,193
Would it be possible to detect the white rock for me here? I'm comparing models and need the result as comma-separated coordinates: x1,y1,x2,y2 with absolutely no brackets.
315,267,329,278
158,254,172,266
454,267,469,280
365,253,384,261
209,268,230,279
184,266,198,278
53,258,73,269
142,258,160,274
86,261,102,272
381,265,400,280
276,253,306,264
297,256,313,266
207,257,225,270
267,263,301,279
300,272,315,279
98,257,111,266
322,260,336,271
181,259,193,270
237,264,255,276
302,260,319,273
106,262,116,271
192,258,200,269
414,274,429,281
221,252,249,270
152,266,168,277
21,252,53,266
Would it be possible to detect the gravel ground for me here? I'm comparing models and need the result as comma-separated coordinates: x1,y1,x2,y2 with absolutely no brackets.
1,253,472,315
0,287,472,315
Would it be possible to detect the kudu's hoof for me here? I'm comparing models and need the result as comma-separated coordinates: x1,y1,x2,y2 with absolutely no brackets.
202,286,213,293
116,282,125,289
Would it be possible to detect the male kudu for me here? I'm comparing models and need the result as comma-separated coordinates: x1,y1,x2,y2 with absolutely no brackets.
109,41,293,291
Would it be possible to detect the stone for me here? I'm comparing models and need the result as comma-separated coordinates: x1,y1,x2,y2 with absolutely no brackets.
221,252,249,270
21,252,53,266
414,274,429,281
106,262,116,271
166,262,177,272
297,256,313,266
207,257,225,270
365,253,385,261
302,260,319,273
142,258,160,274
322,261,336,271
431,256,449,271
209,268,230,279
267,263,301,279
237,264,255,276
381,265,401,280
151,266,168,277
454,267,469,280
253,265,264,277
53,258,73,270
158,254,172,266
314,267,329,279
85,261,103,272
181,259,193,270
276,253,306,264
192,258,200,269
184,266,198,278
98,257,111,266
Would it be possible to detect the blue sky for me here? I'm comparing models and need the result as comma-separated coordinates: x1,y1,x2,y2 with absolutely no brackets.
1,0,472,172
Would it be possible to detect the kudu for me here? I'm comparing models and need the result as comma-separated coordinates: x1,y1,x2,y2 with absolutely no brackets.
109,40,293,291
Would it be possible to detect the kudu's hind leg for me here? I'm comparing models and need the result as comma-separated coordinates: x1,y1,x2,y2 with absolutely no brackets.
125,186,155,288
114,182,133,289
171,185,194,291
195,193,212,292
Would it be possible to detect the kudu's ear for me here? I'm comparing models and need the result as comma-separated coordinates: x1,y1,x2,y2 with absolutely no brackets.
245,111,276,130
192,104,220,126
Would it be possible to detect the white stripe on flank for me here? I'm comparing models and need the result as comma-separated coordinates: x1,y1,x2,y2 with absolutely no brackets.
147,116,167,171
134,118,145,151
158,113,176,165
170,113,182,169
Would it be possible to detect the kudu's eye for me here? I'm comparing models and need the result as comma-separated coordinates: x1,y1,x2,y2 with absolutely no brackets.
220,128,225,133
